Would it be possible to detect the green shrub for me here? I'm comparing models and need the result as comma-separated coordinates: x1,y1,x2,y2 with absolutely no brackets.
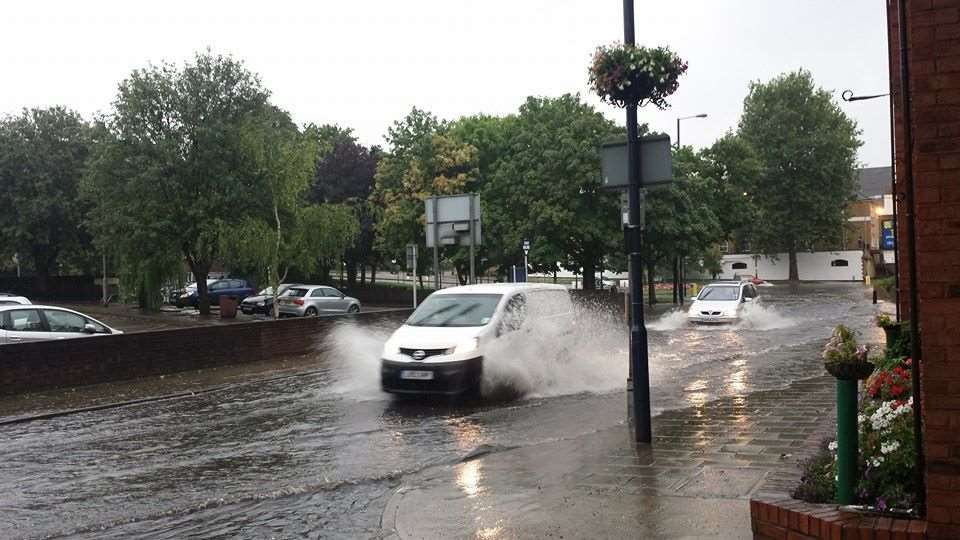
792,439,836,503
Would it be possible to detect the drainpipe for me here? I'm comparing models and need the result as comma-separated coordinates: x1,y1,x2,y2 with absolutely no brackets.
895,0,925,514
886,3,902,322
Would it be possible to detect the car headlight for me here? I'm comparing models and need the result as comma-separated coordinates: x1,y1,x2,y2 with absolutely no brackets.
451,337,480,354
256,301,265,306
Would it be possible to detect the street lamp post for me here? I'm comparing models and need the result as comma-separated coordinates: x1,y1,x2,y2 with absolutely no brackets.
675,113,707,149
674,113,707,304
622,0,653,444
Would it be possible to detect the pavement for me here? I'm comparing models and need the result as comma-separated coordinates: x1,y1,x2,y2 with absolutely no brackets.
380,375,836,540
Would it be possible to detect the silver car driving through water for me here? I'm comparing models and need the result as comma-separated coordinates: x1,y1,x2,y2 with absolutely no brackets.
687,280,760,324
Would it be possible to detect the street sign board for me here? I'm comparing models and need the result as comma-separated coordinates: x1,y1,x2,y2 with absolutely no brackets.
424,194,482,248
881,220,895,250
405,244,417,270
600,134,673,189
522,239,530,255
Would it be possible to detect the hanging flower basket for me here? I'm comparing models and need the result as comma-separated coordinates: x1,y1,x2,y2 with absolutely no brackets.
825,360,875,381
822,324,875,380
588,44,688,108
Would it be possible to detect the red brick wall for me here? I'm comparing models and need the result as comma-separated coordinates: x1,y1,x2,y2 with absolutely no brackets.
0,311,407,396
888,1,960,537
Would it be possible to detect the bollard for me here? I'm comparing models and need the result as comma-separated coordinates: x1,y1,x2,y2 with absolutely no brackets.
873,289,878,304
836,378,858,504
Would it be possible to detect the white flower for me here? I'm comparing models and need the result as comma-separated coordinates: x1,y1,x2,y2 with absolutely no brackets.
871,456,885,467
880,441,900,455
828,441,838,452
858,414,866,425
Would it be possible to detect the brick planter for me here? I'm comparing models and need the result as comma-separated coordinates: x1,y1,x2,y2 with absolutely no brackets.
751,494,927,540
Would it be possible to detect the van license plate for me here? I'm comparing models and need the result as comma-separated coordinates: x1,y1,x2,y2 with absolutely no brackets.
400,370,434,380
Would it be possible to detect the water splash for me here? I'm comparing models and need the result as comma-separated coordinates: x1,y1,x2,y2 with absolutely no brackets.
325,322,393,401
645,303,796,332
736,302,797,330
647,310,689,331
481,303,627,399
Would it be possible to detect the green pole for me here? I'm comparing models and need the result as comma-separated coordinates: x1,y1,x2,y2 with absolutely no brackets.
836,379,858,504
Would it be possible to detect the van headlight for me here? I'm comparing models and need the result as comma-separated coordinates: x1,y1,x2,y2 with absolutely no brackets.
451,337,479,354
382,338,400,356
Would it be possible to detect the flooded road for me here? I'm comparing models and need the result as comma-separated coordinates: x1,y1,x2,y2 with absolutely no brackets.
0,283,883,539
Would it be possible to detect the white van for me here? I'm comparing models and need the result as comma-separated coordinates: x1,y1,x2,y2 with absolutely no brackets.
380,283,574,396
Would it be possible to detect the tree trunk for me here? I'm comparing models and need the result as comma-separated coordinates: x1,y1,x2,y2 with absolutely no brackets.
187,260,212,315
360,264,367,287
553,270,557,284
31,246,56,298
647,260,657,306
582,259,597,290
346,260,358,289
788,249,800,293
371,264,377,285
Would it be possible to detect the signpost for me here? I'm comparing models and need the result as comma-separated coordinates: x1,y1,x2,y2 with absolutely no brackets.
425,194,482,287
522,239,530,282
406,243,418,308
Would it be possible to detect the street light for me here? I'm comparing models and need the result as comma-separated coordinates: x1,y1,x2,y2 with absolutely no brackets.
674,113,707,304
675,113,708,149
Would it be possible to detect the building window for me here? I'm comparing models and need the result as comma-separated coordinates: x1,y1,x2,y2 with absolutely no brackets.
731,262,748,270
830,259,849,267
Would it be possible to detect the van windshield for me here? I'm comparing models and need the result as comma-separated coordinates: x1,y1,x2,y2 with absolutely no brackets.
406,294,502,327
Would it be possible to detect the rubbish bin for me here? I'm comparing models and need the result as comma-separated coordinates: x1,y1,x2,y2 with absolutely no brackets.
219,295,238,319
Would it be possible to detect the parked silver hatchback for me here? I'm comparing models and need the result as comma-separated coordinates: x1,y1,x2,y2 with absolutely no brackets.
276,285,361,317
0,305,122,344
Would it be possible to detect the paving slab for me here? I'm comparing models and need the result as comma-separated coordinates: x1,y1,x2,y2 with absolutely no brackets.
382,375,837,539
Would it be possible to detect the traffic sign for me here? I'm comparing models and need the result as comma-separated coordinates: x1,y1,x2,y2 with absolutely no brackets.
600,134,673,189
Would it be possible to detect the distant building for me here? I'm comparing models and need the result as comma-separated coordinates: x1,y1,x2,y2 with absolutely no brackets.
843,166,895,277
716,166,894,281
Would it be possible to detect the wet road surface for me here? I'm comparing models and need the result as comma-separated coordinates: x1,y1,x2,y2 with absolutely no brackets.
0,283,883,539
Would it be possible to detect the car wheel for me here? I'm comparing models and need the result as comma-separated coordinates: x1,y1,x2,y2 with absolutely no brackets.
348,304,360,313
304,307,318,317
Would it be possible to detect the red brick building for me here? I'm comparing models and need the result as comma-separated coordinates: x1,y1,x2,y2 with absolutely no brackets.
888,1,960,538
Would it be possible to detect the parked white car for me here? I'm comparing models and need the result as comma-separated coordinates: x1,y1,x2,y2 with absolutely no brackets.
380,283,574,396
0,293,31,305
687,280,760,324
276,285,361,317
0,305,122,344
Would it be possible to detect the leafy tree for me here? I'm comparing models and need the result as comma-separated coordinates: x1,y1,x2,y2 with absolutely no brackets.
0,107,92,293
218,108,316,318
447,114,516,281
83,51,271,313
371,108,478,285
484,95,621,289
308,125,378,287
695,133,762,247
738,70,862,286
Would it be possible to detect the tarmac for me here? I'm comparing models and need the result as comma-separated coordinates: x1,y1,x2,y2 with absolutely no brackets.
380,375,836,540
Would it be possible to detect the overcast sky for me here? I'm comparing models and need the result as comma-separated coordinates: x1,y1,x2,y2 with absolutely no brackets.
2,1,892,166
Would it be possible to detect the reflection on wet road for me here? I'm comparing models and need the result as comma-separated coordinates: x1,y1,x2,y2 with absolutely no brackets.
0,284,883,539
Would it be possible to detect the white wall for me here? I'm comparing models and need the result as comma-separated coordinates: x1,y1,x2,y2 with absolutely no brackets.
717,251,864,281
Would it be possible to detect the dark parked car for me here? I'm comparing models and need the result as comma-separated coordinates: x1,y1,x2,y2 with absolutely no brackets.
240,283,302,315
176,279,253,308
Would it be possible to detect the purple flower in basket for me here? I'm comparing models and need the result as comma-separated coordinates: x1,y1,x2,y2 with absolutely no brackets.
876,497,887,511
